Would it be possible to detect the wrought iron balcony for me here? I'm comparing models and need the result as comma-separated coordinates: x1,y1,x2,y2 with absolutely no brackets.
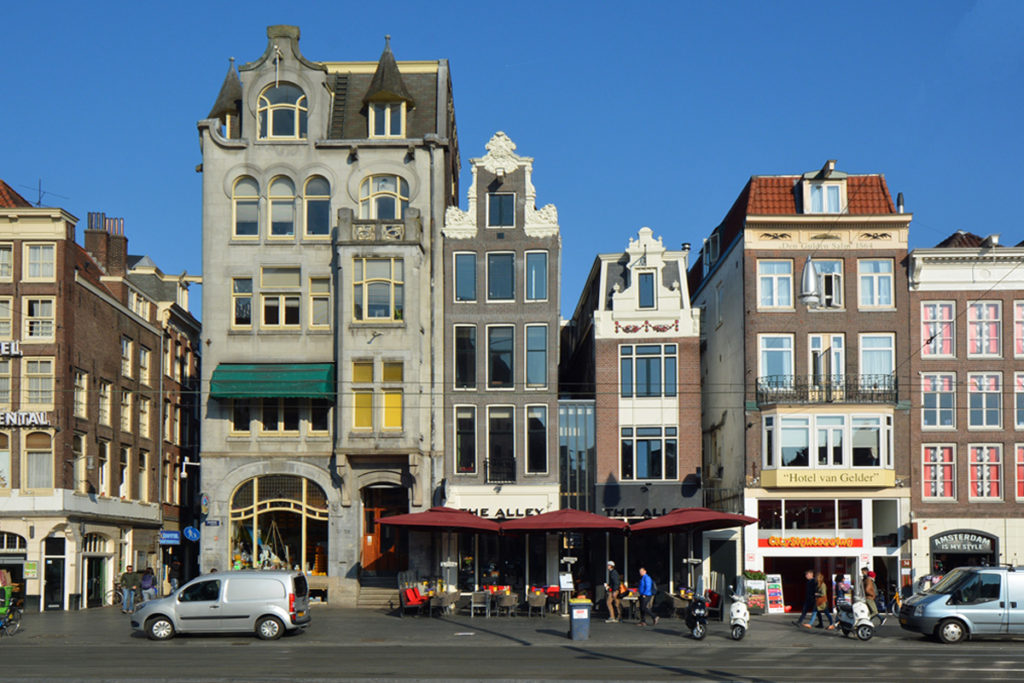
755,374,897,406
485,457,517,484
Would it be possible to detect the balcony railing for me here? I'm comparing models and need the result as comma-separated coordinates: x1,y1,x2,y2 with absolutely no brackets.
756,374,897,406
485,457,517,484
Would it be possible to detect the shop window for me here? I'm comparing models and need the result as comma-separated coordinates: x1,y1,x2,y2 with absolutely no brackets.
784,499,835,529
229,475,328,573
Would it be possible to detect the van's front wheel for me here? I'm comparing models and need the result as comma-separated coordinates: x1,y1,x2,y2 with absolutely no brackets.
937,618,967,644
256,615,284,640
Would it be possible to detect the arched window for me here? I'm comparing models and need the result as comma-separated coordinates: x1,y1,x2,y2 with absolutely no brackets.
229,475,328,574
359,175,409,220
233,177,259,238
257,84,308,139
0,531,25,551
269,177,295,237
82,533,110,554
25,431,52,489
304,176,331,237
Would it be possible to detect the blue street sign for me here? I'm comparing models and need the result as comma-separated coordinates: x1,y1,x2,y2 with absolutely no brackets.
183,526,201,542
158,530,181,546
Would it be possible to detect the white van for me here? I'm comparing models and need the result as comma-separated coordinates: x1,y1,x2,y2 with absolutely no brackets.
131,570,311,641
900,566,1024,643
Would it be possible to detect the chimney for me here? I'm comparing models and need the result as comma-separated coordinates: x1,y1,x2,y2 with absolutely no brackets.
105,216,128,277
897,192,904,214
84,212,110,269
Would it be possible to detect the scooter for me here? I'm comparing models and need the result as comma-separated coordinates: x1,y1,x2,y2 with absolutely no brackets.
835,581,873,641
728,584,749,641
684,592,709,640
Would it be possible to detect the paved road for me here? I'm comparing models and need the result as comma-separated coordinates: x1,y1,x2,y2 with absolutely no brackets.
3,606,1024,681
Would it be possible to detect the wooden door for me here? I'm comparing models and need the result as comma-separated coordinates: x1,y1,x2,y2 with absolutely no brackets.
361,488,407,574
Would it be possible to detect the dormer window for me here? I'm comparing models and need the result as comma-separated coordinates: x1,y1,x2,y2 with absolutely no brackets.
369,103,405,138
809,184,842,213
638,272,655,309
257,84,308,140
487,193,514,227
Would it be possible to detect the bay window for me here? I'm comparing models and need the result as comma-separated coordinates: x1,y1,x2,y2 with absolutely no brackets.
763,413,891,469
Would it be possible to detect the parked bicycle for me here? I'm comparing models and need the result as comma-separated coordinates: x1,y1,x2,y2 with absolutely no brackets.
0,598,23,637
104,583,124,608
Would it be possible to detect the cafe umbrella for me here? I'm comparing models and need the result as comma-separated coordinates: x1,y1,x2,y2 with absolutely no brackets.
379,507,501,589
629,507,758,593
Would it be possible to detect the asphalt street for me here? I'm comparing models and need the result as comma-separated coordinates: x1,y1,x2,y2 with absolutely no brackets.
3,605,1024,681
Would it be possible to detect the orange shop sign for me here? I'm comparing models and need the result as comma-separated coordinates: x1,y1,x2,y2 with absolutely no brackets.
759,536,863,548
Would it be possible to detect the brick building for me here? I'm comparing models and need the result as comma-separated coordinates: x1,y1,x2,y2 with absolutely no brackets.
0,182,199,611
689,161,913,606
561,226,701,588
908,231,1024,574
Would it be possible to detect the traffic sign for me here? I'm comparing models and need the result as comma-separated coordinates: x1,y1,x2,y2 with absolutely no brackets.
183,526,201,542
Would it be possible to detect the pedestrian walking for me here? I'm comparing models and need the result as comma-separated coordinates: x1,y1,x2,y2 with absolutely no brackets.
794,569,816,627
140,567,157,602
861,567,885,626
636,566,659,626
814,573,834,629
168,557,182,592
604,561,622,623
120,565,140,614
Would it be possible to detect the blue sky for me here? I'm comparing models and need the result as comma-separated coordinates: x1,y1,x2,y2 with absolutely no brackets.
3,1,1022,318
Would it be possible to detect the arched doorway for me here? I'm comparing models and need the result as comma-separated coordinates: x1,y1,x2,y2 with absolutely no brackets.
930,529,998,573
229,475,328,573
361,486,408,576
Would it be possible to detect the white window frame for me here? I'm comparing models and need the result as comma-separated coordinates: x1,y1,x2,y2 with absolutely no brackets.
0,244,12,282
524,404,549,475
138,450,149,503
23,243,55,282
453,324,477,390
486,192,515,228
757,260,793,310
968,444,1003,501
636,270,656,309
619,425,679,481
1016,372,1024,430
486,405,516,481
921,301,955,358
121,337,133,378
524,250,549,302
968,372,1002,430
922,444,957,501
758,334,794,380
23,296,55,340
858,333,895,377
118,446,130,499
761,412,892,470
806,182,844,214
812,259,844,309
23,431,53,490
453,252,477,303
967,301,1002,358
809,333,844,386
1015,301,1024,359
524,323,548,389
921,372,956,430
858,259,894,309
454,405,477,475
23,357,54,409
0,296,11,340
485,252,515,303
97,440,110,497
486,324,515,390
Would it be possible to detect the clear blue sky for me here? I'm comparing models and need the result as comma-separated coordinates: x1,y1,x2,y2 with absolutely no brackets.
3,1,1022,319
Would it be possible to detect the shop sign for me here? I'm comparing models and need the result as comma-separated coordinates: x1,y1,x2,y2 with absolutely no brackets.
0,342,22,357
461,507,543,519
158,531,181,546
930,531,994,554
602,507,673,519
761,468,895,488
0,411,50,427
23,561,37,579
759,535,863,548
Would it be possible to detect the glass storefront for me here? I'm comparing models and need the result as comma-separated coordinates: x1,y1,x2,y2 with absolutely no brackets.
229,475,328,574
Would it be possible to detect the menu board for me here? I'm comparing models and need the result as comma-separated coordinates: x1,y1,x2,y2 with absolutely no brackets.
765,573,785,614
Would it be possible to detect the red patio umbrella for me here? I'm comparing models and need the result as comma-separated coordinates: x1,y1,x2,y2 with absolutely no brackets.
378,506,500,533
500,508,628,533
629,507,756,533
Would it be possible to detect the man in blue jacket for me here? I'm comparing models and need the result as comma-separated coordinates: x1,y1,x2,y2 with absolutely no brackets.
637,566,658,626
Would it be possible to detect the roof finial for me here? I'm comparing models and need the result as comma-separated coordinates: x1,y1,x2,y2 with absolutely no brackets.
385,34,391,49
229,57,235,65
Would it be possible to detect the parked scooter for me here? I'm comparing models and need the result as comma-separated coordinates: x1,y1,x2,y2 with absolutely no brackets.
835,578,874,640
684,592,709,639
728,584,749,640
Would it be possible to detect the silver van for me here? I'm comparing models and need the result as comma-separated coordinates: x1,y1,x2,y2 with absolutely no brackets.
131,570,311,641
900,566,1024,643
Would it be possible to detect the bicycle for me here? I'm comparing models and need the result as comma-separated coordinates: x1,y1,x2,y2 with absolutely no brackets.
104,583,124,608
0,600,22,637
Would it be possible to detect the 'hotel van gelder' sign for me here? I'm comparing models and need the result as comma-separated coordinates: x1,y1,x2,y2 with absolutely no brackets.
0,412,50,427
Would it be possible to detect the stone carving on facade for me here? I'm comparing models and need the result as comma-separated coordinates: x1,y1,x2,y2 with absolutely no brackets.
442,205,477,239
354,224,375,240
860,232,892,240
479,131,524,176
614,319,681,334
381,224,404,241
761,232,792,240
811,233,840,240
524,202,559,238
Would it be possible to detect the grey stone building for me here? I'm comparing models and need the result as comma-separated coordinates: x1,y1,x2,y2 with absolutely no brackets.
197,26,458,604
441,133,561,586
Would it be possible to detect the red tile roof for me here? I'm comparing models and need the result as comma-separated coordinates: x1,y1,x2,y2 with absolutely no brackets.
747,175,895,215
934,230,986,248
0,180,31,208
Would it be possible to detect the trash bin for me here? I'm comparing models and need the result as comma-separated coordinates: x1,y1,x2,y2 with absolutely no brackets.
568,600,592,640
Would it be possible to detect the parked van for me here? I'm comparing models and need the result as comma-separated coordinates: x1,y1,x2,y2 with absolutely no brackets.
900,566,1024,643
131,570,310,641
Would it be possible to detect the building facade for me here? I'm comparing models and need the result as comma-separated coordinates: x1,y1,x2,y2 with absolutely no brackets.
689,162,913,607
0,184,198,611
908,231,1024,575
441,133,561,586
198,26,458,603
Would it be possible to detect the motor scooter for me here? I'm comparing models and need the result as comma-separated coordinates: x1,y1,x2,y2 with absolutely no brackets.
728,584,749,640
684,580,709,640
835,579,873,640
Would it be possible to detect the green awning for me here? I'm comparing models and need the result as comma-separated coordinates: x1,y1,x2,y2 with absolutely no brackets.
210,363,335,400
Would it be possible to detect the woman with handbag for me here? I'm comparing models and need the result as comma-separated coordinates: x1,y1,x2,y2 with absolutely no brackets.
813,573,834,629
